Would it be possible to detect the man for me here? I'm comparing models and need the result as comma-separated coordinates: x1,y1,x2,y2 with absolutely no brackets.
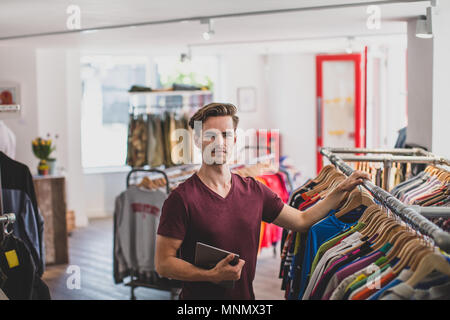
155,103,369,300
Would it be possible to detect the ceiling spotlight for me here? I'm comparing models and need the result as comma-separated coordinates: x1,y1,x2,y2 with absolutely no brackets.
201,18,214,40
416,7,433,39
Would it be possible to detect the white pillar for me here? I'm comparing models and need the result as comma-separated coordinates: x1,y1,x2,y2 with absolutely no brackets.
406,18,433,151
431,1,450,159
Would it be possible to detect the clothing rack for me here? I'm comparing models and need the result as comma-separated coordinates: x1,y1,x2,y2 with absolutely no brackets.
323,147,450,191
122,168,181,300
320,147,450,253
323,147,450,218
126,168,170,193
128,154,278,188
129,90,212,116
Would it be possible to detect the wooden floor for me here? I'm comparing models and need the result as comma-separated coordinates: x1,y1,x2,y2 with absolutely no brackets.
42,218,285,300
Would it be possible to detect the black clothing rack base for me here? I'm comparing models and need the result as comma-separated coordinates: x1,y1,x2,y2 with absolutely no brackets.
320,147,450,253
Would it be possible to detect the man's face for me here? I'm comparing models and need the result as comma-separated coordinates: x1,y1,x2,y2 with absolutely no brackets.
197,116,236,165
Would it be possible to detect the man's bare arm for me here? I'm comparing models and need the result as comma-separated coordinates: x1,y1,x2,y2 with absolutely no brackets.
155,235,245,283
273,171,369,233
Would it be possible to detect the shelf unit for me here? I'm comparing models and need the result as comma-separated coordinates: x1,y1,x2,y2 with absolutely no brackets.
129,90,213,115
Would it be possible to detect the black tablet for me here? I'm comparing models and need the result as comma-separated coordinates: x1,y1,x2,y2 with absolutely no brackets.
194,242,239,288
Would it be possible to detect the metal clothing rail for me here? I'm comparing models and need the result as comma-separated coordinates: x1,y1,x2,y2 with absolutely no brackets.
320,147,450,253
408,206,450,218
325,147,429,156
322,147,450,191
338,154,450,165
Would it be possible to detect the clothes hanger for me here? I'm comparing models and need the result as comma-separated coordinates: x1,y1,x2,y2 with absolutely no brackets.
359,206,386,233
365,214,393,241
332,205,382,257
331,206,382,257
370,220,401,251
288,167,329,198
308,170,343,194
379,231,417,269
361,211,391,238
312,165,336,183
405,251,450,287
424,165,433,174
305,171,344,197
358,204,382,225
334,208,388,257
317,177,345,199
383,226,417,266
392,238,428,275
391,237,423,273
410,246,434,271
334,188,374,219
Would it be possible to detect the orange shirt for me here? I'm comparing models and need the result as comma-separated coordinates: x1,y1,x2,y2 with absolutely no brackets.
351,271,396,300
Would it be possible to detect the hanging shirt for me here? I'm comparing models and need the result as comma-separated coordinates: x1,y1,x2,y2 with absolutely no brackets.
2,189,41,279
0,151,45,276
302,230,365,300
344,264,392,299
296,207,364,300
330,261,389,300
0,235,50,300
157,172,285,300
310,222,366,275
351,267,397,300
391,172,426,197
322,243,392,300
309,242,373,300
380,276,450,300
113,185,168,284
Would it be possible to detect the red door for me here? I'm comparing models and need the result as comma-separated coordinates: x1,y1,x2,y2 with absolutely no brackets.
316,52,366,173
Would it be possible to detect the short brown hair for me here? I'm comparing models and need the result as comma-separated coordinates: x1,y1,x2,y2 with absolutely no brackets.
189,103,239,131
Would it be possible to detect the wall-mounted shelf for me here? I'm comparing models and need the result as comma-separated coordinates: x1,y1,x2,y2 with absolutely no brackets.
0,104,21,119
129,90,212,96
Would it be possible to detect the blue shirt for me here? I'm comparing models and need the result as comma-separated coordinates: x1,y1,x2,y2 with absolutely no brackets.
296,207,365,299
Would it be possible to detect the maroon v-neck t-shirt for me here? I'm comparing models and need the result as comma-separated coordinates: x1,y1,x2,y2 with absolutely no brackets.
157,172,285,300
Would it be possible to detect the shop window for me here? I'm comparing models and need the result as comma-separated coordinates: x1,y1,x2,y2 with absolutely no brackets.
81,56,148,169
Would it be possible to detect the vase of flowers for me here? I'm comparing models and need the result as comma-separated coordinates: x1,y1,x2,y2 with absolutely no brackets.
32,134,57,176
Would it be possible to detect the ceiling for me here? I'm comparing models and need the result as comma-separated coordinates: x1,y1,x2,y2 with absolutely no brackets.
0,0,428,53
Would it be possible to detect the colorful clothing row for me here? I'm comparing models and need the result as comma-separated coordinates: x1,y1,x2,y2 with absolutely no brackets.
256,173,290,252
278,169,450,300
391,170,450,207
126,112,193,168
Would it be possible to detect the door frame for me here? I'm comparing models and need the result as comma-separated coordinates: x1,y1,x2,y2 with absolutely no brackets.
316,52,366,173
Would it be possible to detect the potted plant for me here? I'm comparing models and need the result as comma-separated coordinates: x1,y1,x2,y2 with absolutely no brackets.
32,135,57,175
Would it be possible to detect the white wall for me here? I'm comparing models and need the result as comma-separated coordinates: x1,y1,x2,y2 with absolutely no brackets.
216,53,317,180
404,2,450,160
66,50,88,226
265,53,316,179
35,49,88,226
432,1,450,159
217,54,270,130
384,44,408,148
36,50,69,171
84,171,128,218
0,47,39,169
406,19,434,150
